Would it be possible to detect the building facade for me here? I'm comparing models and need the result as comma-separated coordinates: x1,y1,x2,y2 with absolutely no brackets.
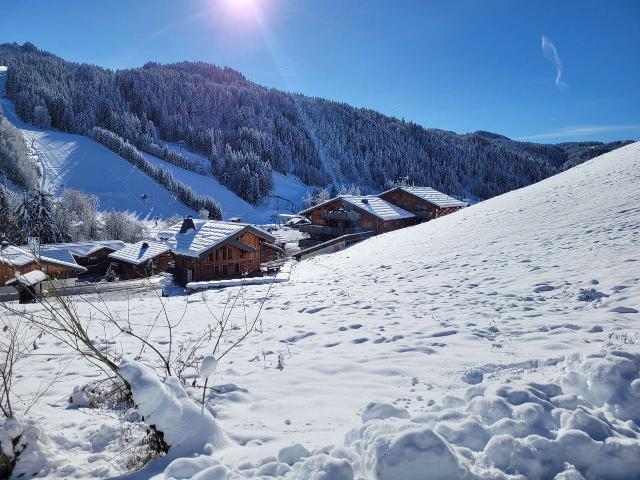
379,186,467,221
159,218,276,285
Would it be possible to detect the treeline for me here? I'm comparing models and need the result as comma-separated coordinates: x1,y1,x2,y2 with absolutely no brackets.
0,185,152,244
0,42,632,204
90,127,222,220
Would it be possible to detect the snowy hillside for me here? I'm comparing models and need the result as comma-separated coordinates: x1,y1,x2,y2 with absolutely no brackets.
142,147,311,223
0,68,310,222
3,143,640,479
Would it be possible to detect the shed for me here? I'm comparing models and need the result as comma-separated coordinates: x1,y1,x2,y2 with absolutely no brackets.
6,270,49,303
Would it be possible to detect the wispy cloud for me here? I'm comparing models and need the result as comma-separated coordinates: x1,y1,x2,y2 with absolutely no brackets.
518,124,640,141
541,36,568,89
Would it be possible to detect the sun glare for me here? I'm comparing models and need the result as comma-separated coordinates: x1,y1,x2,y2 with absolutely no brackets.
227,0,258,13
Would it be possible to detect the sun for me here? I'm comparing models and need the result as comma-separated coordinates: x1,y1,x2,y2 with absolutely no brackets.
228,0,258,10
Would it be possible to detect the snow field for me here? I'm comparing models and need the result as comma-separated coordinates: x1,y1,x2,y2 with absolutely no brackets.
1,142,639,479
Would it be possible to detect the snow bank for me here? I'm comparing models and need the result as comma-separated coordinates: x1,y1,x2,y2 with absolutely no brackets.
157,347,640,479
0,416,57,478
119,361,229,458
344,348,640,480
187,261,295,291
187,276,287,291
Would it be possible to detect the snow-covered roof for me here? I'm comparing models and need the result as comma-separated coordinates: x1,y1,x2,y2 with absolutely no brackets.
39,246,79,266
341,196,415,220
0,244,37,267
42,241,126,258
0,243,86,272
382,186,467,208
159,219,275,258
108,241,171,266
300,195,415,221
5,270,48,287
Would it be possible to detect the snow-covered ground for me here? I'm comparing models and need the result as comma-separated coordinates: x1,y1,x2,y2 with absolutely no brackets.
0,69,311,223
2,142,639,479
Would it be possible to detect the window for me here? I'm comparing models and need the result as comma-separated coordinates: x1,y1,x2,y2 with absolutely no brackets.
215,250,219,261
227,247,233,260
235,263,240,274
214,266,219,277
222,265,227,276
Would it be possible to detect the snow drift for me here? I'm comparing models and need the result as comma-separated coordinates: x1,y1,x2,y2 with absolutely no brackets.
119,361,229,458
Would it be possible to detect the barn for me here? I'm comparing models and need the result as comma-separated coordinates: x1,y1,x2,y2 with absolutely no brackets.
298,195,415,248
108,241,173,280
379,186,467,221
159,217,276,286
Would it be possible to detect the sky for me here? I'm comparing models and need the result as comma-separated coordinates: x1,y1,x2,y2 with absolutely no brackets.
1,0,638,143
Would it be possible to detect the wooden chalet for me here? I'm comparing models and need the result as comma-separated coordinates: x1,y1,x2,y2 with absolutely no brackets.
41,241,126,275
379,186,467,222
0,242,87,288
108,241,173,280
298,195,415,248
159,217,276,286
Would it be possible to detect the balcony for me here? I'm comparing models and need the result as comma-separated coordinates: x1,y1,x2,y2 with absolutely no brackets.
321,210,359,222
298,224,365,237
415,211,433,220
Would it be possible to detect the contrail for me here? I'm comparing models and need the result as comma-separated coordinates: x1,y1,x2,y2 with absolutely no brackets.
541,36,568,89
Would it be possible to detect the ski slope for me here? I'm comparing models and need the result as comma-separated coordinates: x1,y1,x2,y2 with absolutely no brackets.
0,68,311,222
4,143,639,479
142,150,311,224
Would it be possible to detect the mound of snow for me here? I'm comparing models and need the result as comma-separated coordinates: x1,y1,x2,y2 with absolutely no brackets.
119,361,228,457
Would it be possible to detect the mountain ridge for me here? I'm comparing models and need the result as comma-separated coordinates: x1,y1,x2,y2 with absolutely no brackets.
0,41,633,208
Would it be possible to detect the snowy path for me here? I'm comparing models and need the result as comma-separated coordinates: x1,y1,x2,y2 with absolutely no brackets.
3,143,640,478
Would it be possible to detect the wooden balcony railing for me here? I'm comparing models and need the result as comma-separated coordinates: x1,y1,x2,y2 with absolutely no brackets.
321,210,359,221
298,224,365,236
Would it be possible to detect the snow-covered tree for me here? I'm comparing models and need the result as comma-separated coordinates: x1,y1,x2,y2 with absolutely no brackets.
0,185,19,243
16,189,63,244
55,189,100,241
101,210,147,243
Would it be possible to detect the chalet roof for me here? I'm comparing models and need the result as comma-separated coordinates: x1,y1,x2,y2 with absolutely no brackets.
39,246,78,266
6,270,48,287
159,220,275,258
42,241,126,258
382,186,467,208
300,195,415,221
108,241,171,266
0,243,87,272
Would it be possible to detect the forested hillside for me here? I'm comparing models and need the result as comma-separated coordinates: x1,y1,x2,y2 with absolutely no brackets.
0,42,631,204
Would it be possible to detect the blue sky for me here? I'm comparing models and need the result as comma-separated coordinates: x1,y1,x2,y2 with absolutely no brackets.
1,0,638,143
